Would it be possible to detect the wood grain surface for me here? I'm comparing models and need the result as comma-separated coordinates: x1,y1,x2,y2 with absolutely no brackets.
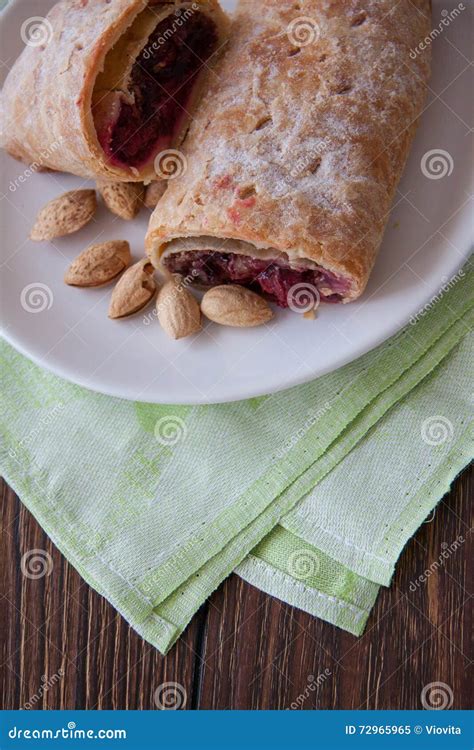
0,468,472,711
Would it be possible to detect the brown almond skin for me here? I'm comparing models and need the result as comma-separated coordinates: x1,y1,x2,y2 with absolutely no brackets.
98,181,144,220
201,285,274,328
109,259,157,319
65,241,131,288
144,181,167,209
30,190,97,241
157,275,201,340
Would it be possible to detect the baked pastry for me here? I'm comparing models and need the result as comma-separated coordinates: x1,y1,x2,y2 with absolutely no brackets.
146,0,431,304
0,0,229,182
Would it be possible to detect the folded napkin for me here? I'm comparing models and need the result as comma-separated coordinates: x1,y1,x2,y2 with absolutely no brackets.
1,260,472,653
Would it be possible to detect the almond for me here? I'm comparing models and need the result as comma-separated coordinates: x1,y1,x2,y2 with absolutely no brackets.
201,285,274,328
157,274,201,340
30,190,97,241
144,181,167,209
65,241,131,288
109,259,157,319
98,181,144,220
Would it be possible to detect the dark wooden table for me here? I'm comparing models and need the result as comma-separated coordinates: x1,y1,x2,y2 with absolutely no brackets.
1,469,472,711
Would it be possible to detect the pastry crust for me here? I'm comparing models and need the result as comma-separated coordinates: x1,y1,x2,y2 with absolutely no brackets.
0,0,229,182
146,0,432,301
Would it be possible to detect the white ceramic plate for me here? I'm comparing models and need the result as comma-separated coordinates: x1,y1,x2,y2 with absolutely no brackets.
1,0,472,404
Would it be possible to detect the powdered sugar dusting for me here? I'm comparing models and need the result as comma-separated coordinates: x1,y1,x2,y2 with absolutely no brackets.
203,2,429,208
151,0,431,298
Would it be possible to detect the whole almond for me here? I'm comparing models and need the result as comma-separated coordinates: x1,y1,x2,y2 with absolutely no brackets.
98,181,144,220
30,190,97,241
201,285,273,328
65,241,131,287
144,181,167,209
157,275,201,340
109,259,157,319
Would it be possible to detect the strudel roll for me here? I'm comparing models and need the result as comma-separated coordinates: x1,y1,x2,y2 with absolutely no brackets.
0,0,229,181
146,0,431,304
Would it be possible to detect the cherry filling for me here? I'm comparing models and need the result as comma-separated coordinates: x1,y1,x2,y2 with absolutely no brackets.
94,12,218,169
164,251,351,307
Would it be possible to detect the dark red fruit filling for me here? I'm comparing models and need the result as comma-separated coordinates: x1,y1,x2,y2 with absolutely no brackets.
95,12,218,169
164,251,350,307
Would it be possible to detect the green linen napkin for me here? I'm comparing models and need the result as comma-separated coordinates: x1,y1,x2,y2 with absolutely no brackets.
1,262,472,653
239,332,473,635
